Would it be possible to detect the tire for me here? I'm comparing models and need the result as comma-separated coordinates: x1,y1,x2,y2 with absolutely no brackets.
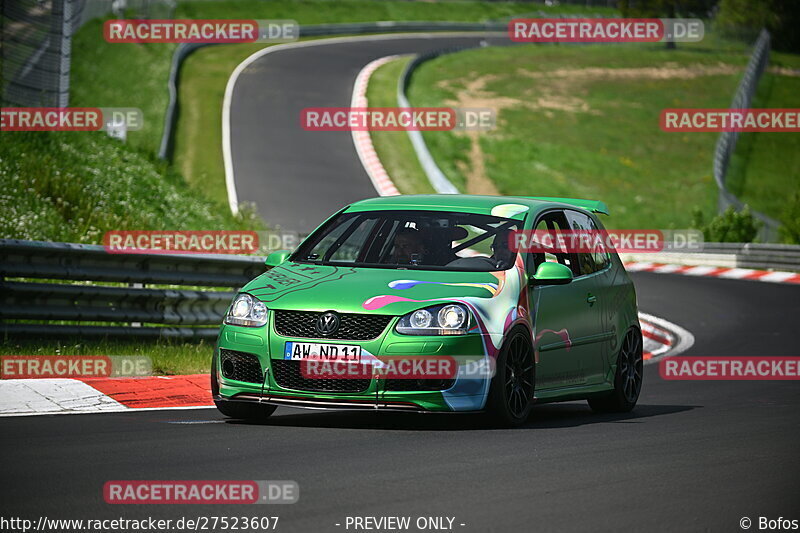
588,328,643,413
486,327,535,427
214,399,277,420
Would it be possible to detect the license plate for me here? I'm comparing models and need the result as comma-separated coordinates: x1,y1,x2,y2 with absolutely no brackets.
284,342,361,362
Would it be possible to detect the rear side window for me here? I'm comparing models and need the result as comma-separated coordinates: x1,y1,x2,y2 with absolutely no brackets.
590,216,612,271
565,210,610,275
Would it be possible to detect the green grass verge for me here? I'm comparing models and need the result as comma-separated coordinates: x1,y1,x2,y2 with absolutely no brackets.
366,56,435,195
0,340,214,376
0,131,263,242
725,51,800,239
175,0,615,21
400,39,759,229
174,43,268,203
70,18,176,154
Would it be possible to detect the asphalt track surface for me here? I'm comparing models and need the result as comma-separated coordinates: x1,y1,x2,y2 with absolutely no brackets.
2,277,799,532
228,34,511,233
2,34,799,533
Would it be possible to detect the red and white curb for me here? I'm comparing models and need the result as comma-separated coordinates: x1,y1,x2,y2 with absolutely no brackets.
625,262,800,284
639,312,694,364
1,313,690,417
0,374,213,417
351,55,401,197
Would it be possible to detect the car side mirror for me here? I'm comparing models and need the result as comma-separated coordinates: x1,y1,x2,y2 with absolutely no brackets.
265,250,291,268
529,262,573,286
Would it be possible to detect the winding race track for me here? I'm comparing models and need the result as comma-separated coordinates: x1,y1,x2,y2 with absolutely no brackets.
2,34,799,533
226,34,508,232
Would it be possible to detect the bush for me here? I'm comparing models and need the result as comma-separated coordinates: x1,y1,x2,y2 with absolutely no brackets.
779,192,800,244
691,205,761,243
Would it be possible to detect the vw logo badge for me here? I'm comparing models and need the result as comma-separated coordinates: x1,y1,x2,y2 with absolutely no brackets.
316,312,340,336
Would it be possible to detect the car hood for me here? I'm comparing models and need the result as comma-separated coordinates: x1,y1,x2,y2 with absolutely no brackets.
242,261,505,315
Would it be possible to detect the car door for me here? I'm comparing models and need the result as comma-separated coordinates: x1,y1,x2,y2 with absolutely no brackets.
586,214,631,377
562,209,614,384
527,210,601,390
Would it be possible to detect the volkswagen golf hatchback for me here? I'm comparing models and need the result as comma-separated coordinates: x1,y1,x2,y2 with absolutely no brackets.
212,195,642,426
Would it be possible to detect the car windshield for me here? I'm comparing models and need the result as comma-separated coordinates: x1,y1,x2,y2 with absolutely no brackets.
292,210,522,271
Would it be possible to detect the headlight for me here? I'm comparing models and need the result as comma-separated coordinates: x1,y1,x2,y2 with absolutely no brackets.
224,293,268,327
396,304,470,335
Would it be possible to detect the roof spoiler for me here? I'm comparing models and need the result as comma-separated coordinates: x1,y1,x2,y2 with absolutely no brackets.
526,197,609,215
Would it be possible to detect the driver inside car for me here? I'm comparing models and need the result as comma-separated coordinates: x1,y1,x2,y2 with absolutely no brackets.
390,227,428,265
490,229,514,269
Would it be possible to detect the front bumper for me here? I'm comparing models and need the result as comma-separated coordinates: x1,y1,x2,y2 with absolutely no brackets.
214,316,493,413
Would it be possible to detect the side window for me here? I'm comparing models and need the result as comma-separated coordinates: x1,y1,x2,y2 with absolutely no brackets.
304,216,357,260
328,217,379,263
565,210,610,275
589,216,611,271
530,211,573,273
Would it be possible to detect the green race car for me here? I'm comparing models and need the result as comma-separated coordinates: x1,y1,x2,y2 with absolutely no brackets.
212,195,642,426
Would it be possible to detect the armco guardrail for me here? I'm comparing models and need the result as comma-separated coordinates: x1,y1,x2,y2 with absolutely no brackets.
713,29,781,242
620,243,800,272
3,239,797,341
0,239,264,339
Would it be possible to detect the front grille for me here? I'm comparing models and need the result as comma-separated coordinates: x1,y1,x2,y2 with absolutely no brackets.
271,360,371,393
274,310,393,340
220,350,263,384
384,379,455,391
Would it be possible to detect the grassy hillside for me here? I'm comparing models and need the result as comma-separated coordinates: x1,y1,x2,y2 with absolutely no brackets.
398,40,757,229
0,132,261,242
69,18,176,154
725,50,800,236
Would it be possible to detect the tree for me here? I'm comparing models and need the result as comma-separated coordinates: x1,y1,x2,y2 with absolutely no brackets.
619,0,718,49
717,0,800,53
